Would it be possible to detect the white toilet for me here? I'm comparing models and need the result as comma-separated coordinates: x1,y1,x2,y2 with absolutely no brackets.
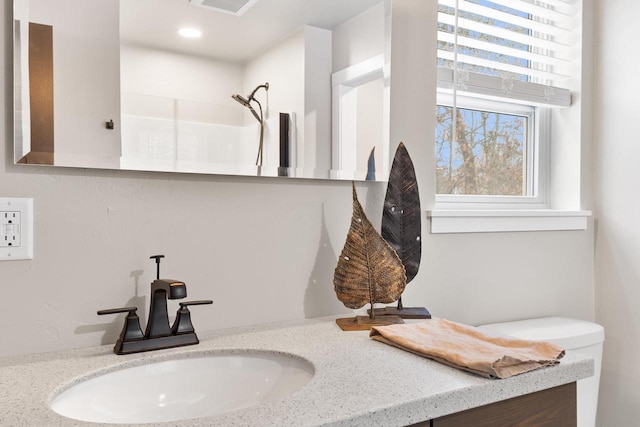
479,317,604,427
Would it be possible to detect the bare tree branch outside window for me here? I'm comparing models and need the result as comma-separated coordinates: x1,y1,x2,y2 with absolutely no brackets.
436,106,526,195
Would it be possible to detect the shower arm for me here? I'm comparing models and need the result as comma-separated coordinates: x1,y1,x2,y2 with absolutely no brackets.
248,83,269,101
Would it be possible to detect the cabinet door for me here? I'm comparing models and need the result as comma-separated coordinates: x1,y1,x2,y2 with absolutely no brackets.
432,382,576,427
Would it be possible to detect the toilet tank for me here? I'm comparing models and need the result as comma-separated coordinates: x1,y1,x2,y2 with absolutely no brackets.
478,317,604,427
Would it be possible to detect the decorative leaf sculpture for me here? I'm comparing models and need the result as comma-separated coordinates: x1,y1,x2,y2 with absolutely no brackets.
366,146,376,181
382,142,422,284
334,182,407,313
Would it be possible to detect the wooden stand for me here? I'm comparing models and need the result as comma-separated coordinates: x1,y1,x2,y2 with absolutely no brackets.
336,315,404,331
369,306,432,319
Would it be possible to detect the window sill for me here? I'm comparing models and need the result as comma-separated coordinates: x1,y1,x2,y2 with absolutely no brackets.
427,210,591,234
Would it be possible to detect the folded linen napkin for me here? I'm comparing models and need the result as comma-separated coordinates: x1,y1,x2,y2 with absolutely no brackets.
370,318,565,379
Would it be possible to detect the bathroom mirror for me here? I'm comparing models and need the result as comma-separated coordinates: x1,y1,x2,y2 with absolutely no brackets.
13,0,391,180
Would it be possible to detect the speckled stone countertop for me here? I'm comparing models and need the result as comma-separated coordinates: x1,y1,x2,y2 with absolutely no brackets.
0,316,593,427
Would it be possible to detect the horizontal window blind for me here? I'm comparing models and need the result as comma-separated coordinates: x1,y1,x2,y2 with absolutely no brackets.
437,0,579,107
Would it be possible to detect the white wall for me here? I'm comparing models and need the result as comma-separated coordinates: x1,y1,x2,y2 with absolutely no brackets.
332,2,386,73
303,26,332,174
120,44,245,132
0,1,594,359
593,0,640,425
120,44,244,109
356,78,384,171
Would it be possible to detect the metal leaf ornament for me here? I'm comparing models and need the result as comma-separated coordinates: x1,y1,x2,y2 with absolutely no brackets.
366,146,376,181
382,142,422,284
334,182,407,313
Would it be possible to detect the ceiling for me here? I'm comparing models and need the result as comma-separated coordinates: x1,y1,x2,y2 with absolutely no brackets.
120,0,384,63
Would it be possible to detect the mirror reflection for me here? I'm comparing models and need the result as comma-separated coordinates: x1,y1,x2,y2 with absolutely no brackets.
14,0,391,180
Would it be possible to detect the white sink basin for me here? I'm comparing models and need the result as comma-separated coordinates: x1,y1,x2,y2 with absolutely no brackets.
50,350,314,424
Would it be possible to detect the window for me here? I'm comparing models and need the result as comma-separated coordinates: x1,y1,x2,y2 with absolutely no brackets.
436,95,536,198
435,0,574,207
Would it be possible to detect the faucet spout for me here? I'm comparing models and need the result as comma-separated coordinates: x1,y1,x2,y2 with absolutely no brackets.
152,278,187,299
145,279,187,338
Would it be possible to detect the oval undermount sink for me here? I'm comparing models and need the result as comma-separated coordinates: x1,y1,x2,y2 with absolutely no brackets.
50,350,314,424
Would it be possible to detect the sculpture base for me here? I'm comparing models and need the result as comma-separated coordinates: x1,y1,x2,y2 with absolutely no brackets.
336,315,404,331
368,306,432,319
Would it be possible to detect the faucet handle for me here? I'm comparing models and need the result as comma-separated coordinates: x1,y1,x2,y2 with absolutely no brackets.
98,307,145,342
171,300,213,335
97,306,139,315
181,300,213,307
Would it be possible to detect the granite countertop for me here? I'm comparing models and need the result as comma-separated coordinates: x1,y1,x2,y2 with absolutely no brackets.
0,316,594,427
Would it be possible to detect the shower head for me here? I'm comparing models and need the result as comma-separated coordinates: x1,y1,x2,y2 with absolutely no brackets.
231,94,251,107
232,93,261,123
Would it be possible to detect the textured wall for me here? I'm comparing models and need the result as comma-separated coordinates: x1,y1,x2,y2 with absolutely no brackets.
0,1,594,358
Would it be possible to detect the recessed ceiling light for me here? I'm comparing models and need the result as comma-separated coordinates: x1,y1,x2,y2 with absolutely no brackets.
178,28,202,39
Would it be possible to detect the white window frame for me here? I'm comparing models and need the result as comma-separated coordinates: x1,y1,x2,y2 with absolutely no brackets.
430,86,589,233
428,94,591,234
435,92,549,210
427,88,591,234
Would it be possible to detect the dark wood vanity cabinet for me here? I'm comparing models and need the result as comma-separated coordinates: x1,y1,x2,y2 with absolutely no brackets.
410,382,577,427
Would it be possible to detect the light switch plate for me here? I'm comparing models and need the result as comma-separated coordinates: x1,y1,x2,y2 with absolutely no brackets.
0,198,33,260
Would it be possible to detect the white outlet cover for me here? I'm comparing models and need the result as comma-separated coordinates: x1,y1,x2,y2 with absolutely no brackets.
0,198,33,260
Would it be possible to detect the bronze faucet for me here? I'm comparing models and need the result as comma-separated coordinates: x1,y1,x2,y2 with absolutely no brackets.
98,255,212,355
